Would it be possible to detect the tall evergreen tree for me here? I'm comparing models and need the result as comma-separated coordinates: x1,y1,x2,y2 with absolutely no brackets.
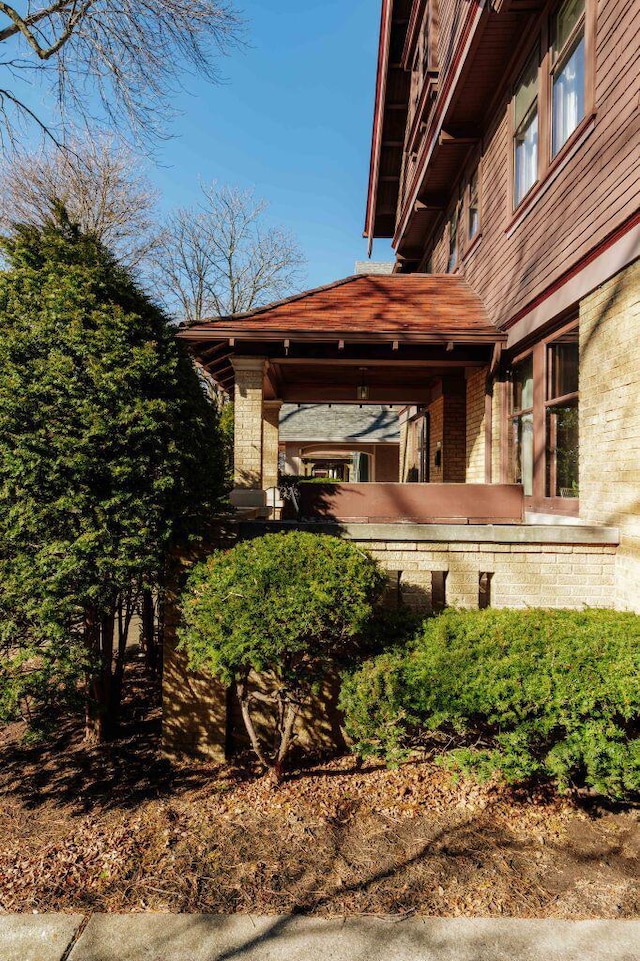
0,209,224,740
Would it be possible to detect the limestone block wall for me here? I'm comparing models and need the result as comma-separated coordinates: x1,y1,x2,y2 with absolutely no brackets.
579,258,640,612
346,532,617,613
466,368,487,483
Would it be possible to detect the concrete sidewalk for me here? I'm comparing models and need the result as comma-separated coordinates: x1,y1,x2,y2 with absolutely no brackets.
1,914,639,961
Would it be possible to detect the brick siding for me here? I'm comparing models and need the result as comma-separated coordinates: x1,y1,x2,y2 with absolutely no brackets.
579,258,640,612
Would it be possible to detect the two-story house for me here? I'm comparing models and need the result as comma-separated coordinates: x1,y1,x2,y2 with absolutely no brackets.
366,0,640,609
169,0,639,759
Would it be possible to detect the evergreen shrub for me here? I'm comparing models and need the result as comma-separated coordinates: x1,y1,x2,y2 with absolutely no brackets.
179,530,385,780
339,608,640,799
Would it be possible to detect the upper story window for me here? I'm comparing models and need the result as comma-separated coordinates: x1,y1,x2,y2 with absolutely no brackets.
411,49,421,110
510,1,593,213
467,167,480,243
421,13,430,74
513,49,539,207
551,0,586,156
447,200,461,272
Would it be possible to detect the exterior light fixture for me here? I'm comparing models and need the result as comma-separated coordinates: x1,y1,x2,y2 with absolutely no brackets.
357,367,369,401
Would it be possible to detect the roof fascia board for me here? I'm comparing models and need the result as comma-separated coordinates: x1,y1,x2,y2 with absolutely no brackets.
179,329,506,345
364,0,395,253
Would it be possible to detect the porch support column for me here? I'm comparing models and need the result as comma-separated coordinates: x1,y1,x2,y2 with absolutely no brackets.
230,356,266,509
262,400,282,491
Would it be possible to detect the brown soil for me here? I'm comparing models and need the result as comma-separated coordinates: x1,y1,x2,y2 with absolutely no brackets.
0,660,638,918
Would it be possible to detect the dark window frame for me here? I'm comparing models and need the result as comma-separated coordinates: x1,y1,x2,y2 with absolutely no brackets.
509,319,580,515
507,0,596,219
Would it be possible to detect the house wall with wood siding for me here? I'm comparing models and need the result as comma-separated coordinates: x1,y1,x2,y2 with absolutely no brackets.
419,0,640,332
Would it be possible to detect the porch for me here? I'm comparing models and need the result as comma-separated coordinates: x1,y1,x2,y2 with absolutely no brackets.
178,272,520,524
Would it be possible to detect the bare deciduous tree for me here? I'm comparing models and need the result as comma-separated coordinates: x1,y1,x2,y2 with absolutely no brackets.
155,183,307,321
0,136,160,269
0,1,244,146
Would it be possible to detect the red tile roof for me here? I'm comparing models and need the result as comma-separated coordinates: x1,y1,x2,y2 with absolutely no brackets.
179,273,502,343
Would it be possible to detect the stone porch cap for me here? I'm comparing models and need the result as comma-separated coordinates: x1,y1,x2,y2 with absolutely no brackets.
240,521,620,546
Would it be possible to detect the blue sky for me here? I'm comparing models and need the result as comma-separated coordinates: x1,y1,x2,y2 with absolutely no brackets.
151,0,395,288
2,0,394,288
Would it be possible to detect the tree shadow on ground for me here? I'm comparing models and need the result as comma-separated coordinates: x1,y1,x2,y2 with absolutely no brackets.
0,658,221,815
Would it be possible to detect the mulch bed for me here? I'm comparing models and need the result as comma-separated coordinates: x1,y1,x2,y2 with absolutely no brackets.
0,660,638,917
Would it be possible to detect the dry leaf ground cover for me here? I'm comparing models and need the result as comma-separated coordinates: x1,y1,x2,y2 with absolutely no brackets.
0,661,638,918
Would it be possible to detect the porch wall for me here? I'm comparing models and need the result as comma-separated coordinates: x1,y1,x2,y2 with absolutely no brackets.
162,521,619,760
328,525,619,613
579,258,640,613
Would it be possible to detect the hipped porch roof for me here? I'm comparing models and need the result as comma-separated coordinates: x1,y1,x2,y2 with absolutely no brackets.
179,273,501,342
178,273,504,397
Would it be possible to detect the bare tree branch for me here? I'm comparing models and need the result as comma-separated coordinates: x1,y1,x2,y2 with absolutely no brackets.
0,1,245,146
153,183,307,322
0,133,160,270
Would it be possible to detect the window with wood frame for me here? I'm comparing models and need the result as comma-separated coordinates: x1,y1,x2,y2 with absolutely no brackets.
510,0,594,215
510,322,579,510
446,199,461,272
467,166,480,244
417,413,430,482
513,47,540,208
551,0,586,157
512,354,534,496
545,327,579,497
421,10,430,74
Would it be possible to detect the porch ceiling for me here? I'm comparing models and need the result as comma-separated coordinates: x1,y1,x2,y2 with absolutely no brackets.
177,272,503,397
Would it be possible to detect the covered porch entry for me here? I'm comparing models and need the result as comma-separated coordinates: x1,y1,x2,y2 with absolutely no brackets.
178,272,519,523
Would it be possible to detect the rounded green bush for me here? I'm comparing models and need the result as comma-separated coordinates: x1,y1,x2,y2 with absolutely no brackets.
179,530,385,778
340,608,640,799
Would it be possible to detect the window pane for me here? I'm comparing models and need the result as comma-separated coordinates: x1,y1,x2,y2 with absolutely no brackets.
548,330,578,399
513,354,534,411
552,33,585,155
513,413,534,496
447,204,459,272
546,399,579,497
468,169,479,240
514,109,538,205
514,51,539,128
422,15,430,72
553,0,585,59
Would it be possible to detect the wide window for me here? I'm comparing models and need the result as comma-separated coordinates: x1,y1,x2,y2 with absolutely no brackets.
551,0,586,156
513,49,539,207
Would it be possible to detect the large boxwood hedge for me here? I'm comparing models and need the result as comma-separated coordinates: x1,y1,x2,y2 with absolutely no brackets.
339,608,640,800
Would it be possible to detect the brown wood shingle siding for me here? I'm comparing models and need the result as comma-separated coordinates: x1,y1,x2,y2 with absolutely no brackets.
417,0,640,331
